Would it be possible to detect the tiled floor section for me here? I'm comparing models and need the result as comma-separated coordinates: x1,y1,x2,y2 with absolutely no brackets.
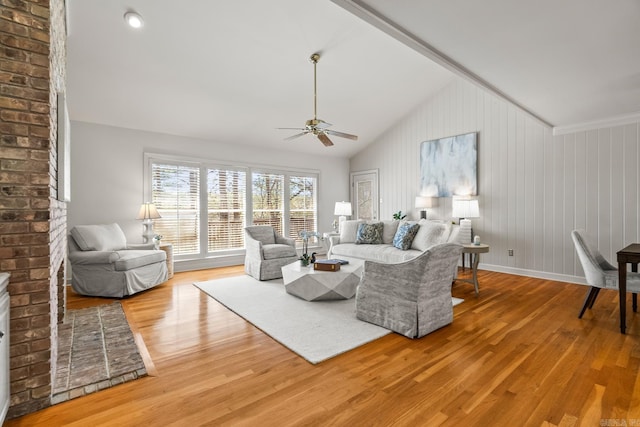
52,302,147,404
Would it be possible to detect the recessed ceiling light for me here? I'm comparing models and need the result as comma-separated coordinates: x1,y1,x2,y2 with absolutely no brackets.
124,11,144,29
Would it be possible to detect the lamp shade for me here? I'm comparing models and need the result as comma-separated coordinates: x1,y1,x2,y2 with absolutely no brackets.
415,196,434,209
452,197,479,218
334,201,352,216
136,202,161,220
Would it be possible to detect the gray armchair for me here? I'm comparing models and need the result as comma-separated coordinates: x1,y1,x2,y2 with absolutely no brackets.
571,229,640,318
68,223,168,298
244,226,298,280
356,242,463,338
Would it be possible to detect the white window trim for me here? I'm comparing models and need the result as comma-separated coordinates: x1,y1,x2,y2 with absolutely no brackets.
144,153,320,263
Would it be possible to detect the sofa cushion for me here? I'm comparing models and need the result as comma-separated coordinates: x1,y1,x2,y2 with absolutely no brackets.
263,243,297,260
356,222,384,244
71,223,127,252
411,220,450,251
381,220,399,244
393,222,420,250
113,250,166,271
339,220,363,244
330,243,422,263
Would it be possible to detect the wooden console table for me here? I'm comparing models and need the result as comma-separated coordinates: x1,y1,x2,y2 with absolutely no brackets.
617,243,640,334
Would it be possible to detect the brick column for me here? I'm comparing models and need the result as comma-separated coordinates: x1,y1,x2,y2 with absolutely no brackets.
0,0,67,418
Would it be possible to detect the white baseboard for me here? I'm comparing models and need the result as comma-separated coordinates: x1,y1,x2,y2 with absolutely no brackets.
175,258,589,288
478,263,587,286
175,254,245,272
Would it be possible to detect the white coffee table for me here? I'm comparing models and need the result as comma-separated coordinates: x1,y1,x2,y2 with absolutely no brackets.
281,259,364,301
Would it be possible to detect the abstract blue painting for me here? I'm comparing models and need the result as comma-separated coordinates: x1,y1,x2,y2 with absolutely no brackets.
420,132,477,197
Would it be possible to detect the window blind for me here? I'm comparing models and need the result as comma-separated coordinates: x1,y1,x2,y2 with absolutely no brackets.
151,163,200,255
252,172,284,235
207,169,246,251
289,175,317,244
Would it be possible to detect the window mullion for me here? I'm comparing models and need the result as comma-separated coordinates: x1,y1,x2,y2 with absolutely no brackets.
199,165,208,257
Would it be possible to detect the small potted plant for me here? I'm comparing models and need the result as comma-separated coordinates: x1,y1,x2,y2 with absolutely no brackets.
153,234,163,249
299,230,319,267
392,211,407,220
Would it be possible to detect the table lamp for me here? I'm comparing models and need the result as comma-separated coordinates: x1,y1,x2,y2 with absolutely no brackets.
451,196,479,243
415,196,434,219
136,202,161,243
334,201,352,233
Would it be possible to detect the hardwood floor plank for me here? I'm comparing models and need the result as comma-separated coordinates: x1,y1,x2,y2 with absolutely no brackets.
5,267,640,426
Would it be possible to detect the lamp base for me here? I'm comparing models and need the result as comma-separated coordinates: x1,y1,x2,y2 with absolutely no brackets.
420,210,427,220
458,218,472,244
142,220,154,244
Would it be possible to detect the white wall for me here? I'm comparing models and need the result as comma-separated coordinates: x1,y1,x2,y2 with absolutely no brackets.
350,77,640,284
69,121,350,269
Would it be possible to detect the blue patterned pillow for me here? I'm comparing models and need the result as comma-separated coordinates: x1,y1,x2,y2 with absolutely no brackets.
393,223,420,250
355,222,384,244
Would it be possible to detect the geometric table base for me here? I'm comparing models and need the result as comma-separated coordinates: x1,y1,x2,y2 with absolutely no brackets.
282,260,364,301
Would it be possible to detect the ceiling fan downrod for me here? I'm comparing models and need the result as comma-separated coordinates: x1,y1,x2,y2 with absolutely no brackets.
310,53,320,122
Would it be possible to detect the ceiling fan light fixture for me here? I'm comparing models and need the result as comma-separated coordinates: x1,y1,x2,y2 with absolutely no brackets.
124,11,144,29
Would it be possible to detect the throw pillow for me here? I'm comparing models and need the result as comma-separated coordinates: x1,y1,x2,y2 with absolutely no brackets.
411,220,449,251
355,222,384,244
339,220,363,243
381,220,399,244
393,222,420,250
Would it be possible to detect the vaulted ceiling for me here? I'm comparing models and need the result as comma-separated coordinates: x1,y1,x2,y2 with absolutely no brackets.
66,0,640,158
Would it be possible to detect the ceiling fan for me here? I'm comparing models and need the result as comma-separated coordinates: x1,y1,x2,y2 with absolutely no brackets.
278,53,358,147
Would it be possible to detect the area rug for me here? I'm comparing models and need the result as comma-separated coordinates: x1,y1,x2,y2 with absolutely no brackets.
194,275,464,364
52,302,147,404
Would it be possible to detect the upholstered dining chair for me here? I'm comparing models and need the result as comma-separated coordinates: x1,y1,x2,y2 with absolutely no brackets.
571,229,640,318
244,226,298,280
355,242,463,338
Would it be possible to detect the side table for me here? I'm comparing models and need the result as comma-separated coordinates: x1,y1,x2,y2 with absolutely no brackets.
160,243,174,279
457,244,490,296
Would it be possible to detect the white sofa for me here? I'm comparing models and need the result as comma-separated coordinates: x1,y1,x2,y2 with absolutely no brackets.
327,219,461,263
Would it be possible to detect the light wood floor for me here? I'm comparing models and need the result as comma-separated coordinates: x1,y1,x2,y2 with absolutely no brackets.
5,266,640,426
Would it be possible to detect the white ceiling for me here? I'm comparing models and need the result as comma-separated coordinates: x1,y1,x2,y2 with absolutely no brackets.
67,0,640,159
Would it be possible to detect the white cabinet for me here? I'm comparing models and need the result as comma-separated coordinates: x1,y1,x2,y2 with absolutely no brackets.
0,273,9,424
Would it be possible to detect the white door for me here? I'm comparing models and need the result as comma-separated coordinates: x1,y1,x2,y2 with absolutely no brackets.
350,170,378,221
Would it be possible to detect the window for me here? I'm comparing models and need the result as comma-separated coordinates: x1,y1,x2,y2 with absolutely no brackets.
147,154,318,260
207,169,246,252
289,175,316,244
252,172,284,234
152,163,200,255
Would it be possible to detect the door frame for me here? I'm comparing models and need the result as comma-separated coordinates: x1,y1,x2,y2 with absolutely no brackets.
350,169,379,221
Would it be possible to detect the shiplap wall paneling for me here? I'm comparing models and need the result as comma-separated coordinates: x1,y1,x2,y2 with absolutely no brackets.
610,126,625,260
623,124,639,245
349,76,640,281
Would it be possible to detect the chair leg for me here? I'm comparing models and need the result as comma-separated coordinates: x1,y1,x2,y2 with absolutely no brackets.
588,287,600,309
633,293,638,313
579,286,599,318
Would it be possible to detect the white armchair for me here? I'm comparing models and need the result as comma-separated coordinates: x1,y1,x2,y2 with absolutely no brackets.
68,223,168,297
244,226,298,280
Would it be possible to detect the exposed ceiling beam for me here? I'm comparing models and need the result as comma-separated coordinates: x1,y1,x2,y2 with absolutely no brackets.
331,0,553,129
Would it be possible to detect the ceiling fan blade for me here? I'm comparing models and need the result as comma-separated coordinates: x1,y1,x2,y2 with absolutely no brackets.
318,133,334,147
315,119,332,129
325,129,358,140
277,127,306,130
284,131,309,141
